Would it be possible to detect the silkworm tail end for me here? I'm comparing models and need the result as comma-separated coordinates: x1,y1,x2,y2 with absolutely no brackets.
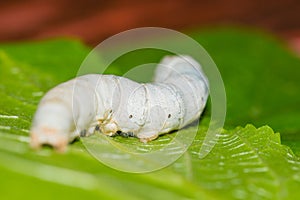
30,130,68,153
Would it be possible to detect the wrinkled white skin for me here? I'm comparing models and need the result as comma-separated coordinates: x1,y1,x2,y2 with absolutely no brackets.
30,55,209,151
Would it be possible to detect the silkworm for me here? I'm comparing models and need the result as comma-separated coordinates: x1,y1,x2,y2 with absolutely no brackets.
30,55,209,151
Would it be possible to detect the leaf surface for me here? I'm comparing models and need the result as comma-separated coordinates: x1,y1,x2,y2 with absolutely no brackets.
0,29,300,199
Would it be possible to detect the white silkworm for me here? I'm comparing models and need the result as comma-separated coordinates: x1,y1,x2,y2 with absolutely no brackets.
30,55,209,151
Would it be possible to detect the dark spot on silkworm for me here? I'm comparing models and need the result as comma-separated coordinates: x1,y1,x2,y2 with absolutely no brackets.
109,110,113,113
110,133,117,137
129,114,133,118
128,132,136,137
95,125,100,131
80,129,87,137
41,143,57,149
120,132,129,137
116,131,136,138
71,137,80,143
168,114,171,118
169,129,178,134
